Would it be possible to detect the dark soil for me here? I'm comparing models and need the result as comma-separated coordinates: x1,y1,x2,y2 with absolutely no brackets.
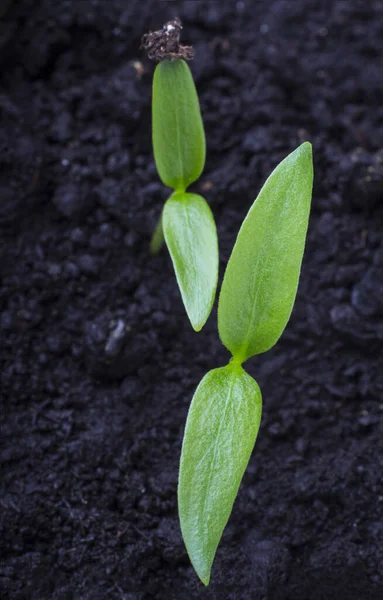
1,1,382,599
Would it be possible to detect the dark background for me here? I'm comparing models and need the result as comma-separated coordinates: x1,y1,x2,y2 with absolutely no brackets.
1,1,382,598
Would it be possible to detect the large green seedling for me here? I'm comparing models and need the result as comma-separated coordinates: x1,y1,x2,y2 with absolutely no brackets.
179,143,314,584
149,55,218,332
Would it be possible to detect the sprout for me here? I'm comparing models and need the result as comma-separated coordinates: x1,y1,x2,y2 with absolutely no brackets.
142,20,218,332
143,22,314,586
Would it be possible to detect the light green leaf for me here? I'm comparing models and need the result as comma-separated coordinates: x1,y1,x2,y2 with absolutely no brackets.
152,59,206,192
163,192,218,332
218,142,313,362
178,363,262,585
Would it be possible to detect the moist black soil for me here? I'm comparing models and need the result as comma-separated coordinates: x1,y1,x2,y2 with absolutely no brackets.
1,1,382,599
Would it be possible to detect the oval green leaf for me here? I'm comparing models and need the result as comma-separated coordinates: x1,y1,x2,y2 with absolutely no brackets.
218,142,314,362
152,59,206,192
178,363,262,585
163,192,218,332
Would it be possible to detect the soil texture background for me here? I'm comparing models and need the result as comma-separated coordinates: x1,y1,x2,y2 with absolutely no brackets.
1,1,382,599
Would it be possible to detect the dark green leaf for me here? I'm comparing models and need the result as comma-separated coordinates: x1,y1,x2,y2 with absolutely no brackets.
152,59,205,191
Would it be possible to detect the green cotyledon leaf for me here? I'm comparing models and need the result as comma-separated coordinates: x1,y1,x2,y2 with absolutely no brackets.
218,142,314,362
178,363,262,585
163,192,218,332
152,59,206,192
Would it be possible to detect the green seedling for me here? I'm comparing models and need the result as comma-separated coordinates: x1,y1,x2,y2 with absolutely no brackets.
142,19,314,587
179,143,314,584
142,19,218,332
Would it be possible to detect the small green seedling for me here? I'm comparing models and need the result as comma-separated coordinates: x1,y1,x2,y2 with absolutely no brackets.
142,19,218,332
142,19,314,587
179,143,313,584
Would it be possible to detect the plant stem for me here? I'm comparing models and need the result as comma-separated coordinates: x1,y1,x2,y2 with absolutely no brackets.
150,213,164,254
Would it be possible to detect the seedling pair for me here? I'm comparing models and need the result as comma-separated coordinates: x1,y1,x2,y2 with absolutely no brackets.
142,20,313,585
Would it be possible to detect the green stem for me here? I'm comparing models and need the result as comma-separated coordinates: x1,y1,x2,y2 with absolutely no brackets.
150,213,164,255
228,355,244,372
